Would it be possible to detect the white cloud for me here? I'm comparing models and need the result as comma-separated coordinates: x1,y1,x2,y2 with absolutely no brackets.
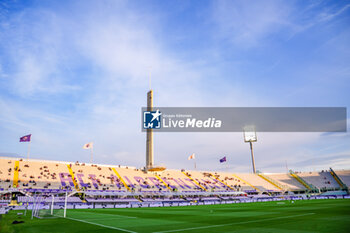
212,1,350,47
318,4,350,22
212,0,293,47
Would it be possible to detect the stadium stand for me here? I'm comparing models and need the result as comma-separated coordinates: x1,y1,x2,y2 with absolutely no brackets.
234,173,280,192
257,173,287,191
68,163,128,191
334,170,350,187
18,160,68,189
181,170,227,191
297,171,340,191
115,166,165,192
0,159,13,189
155,169,205,192
210,172,256,192
265,173,307,191
1,156,349,207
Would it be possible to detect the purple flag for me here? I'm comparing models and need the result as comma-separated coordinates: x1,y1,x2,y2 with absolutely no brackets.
20,134,31,142
220,156,226,163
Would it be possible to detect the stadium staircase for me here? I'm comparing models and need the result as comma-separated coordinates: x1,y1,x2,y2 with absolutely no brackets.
13,160,20,188
67,165,87,202
330,168,349,194
257,173,287,192
181,171,207,191
111,168,131,191
289,171,316,192
231,174,261,193
209,173,235,190
154,174,173,191
67,164,80,191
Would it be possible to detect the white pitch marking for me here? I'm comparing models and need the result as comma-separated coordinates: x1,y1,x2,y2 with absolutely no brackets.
153,213,315,233
64,216,137,233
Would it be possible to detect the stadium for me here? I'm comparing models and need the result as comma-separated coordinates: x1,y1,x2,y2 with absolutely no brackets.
1,1,350,233
1,90,349,232
1,154,350,232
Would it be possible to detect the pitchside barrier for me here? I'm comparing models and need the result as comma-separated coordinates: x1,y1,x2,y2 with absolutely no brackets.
78,195,350,209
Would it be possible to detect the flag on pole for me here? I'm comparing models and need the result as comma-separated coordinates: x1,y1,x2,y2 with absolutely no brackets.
188,153,195,160
20,134,31,142
220,156,227,163
83,142,93,149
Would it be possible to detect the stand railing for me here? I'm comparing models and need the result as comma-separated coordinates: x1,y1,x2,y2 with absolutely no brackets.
330,167,349,194
289,171,317,192
257,173,288,191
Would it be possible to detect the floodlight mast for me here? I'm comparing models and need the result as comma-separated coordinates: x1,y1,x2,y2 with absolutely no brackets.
249,141,256,174
146,90,154,171
243,126,257,174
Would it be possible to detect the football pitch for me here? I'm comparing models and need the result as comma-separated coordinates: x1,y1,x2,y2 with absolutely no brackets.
1,199,350,233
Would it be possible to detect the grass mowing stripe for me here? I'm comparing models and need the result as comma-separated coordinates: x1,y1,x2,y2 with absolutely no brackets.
74,210,137,218
3,199,348,233
75,217,137,221
153,213,315,233
64,216,138,233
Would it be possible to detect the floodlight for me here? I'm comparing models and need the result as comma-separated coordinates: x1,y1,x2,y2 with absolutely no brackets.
243,125,257,143
243,125,257,174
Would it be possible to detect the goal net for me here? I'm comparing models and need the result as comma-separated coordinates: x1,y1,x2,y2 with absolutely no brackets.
32,193,68,219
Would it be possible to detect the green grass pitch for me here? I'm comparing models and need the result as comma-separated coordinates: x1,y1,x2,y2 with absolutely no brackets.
1,199,350,233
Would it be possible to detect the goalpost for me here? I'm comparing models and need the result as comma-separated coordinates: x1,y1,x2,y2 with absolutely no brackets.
32,192,68,219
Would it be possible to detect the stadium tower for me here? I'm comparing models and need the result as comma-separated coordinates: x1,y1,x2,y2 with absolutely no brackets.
146,90,154,170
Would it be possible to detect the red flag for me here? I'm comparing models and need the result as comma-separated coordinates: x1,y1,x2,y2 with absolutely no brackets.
188,153,195,160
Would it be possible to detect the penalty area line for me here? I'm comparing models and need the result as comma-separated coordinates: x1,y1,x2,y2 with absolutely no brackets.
63,216,137,233
153,213,315,233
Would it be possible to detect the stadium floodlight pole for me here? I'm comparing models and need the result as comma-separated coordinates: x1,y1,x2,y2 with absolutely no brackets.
249,141,256,174
63,192,68,218
243,125,257,174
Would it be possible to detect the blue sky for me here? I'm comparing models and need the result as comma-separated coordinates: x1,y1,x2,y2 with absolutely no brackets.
0,0,349,172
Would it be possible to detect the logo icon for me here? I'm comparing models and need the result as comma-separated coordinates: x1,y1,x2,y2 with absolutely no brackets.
143,109,162,129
